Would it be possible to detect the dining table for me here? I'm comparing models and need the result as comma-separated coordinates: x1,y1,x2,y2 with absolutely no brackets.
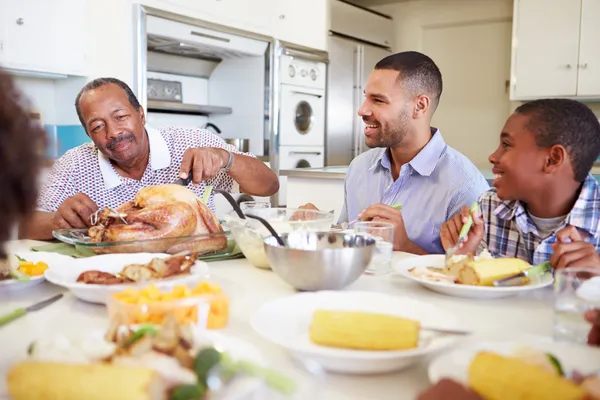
0,239,556,400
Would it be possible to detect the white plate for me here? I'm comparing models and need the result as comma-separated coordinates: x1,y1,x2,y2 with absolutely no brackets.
0,252,73,291
250,291,460,374
428,337,600,385
394,255,553,299
44,253,210,304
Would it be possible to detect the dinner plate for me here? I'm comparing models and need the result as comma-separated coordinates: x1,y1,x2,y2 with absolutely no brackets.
394,254,553,299
428,337,600,385
0,252,73,291
44,253,210,304
250,291,460,374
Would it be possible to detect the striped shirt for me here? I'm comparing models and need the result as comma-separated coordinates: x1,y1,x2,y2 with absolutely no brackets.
37,126,253,213
339,129,490,254
477,174,600,264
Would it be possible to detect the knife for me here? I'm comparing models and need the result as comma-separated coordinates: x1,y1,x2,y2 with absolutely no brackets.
493,261,552,287
0,293,63,327
173,170,193,186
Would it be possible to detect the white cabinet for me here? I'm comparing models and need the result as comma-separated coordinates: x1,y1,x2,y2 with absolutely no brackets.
510,0,600,100
271,0,328,50
0,0,87,76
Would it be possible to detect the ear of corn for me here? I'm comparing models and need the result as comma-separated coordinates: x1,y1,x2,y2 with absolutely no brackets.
458,258,531,286
468,352,587,400
309,310,420,351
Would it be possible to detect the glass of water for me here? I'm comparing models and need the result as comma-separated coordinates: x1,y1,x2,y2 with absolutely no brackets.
353,221,394,275
239,200,271,212
554,267,600,344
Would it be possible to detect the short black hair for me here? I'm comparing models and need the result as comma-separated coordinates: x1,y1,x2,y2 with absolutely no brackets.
515,99,600,182
374,51,443,110
75,77,141,128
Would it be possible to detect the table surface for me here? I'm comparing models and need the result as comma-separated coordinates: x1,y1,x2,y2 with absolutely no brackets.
0,240,555,400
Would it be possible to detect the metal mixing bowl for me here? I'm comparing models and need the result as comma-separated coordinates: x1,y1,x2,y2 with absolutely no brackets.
264,231,376,291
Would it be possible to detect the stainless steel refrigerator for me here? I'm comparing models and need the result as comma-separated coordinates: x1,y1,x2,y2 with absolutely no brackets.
325,0,394,166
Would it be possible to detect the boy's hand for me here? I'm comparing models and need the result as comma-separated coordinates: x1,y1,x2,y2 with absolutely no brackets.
440,205,484,255
551,225,600,270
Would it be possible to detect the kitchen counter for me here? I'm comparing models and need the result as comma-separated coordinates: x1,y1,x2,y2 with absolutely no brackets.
0,240,555,400
280,166,348,180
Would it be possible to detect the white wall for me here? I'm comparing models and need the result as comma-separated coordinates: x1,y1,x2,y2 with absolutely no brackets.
13,77,57,125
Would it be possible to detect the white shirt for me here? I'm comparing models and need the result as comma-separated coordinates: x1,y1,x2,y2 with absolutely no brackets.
37,126,254,213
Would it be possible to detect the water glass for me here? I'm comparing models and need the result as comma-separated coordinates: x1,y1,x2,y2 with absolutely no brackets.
353,221,394,275
239,200,271,212
553,267,600,344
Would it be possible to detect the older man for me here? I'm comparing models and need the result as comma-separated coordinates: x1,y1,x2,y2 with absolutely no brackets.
302,52,489,254
23,77,278,240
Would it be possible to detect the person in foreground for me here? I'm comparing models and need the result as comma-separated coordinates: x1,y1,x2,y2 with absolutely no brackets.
301,51,489,254
0,68,46,256
418,310,600,399
440,98,600,268
22,77,279,240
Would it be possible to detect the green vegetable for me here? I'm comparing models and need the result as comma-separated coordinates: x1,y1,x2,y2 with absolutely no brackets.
220,353,297,396
546,353,565,376
9,269,29,282
169,384,205,400
126,324,158,346
194,347,222,383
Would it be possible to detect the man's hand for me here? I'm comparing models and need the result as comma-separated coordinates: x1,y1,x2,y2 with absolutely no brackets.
180,148,228,184
53,193,98,229
292,203,321,221
359,203,409,251
440,205,484,255
417,379,483,400
551,225,600,270
586,309,600,346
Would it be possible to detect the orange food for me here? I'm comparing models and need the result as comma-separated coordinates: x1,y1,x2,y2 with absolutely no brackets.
17,261,48,277
111,281,229,329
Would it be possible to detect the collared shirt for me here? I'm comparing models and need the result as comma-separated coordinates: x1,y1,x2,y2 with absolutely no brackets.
339,129,490,254
478,174,600,265
37,126,254,213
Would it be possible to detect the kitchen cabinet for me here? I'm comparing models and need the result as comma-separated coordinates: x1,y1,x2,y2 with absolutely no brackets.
0,0,87,76
270,0,328,51
510,0,600,100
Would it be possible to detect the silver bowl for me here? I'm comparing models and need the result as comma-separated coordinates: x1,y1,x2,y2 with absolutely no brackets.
264,231,376,291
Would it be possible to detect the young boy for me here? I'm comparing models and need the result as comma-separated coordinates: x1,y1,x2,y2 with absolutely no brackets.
440,98,600,269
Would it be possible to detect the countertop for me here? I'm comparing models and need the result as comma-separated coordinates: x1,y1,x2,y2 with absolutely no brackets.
0,240,555,400
280,166,495,181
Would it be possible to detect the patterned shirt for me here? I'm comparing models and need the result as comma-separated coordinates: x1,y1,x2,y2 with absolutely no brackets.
478,174,600,265
339,129,490,254
37,126,254,213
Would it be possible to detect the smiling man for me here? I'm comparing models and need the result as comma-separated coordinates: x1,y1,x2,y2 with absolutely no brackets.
304,52,488,254
23,77,278,240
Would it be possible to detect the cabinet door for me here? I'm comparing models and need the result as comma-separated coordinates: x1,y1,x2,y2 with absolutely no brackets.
0,0,86,76
511,0,581,99
273,0,328,50
577,0,600,96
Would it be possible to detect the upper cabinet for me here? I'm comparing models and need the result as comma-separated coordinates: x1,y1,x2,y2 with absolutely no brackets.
510,0,600,100
0,0,87,76
270,0,328,51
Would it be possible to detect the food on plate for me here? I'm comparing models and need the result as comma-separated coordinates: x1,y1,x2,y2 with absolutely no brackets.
309,310,420,350
9,314,295,400
457,258,531,286
466,347,600,400
76,251,199,285
7,362,166,400
16,258,49,277
0,254,33,282
110,281,229,329
87,184,227,254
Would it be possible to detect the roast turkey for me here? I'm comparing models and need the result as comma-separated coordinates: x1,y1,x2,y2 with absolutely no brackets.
88,185,227,254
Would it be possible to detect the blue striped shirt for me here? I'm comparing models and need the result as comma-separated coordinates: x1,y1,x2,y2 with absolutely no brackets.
339,129,490,254
478,174,600,264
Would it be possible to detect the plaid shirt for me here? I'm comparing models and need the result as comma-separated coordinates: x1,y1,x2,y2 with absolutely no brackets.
478,174,600,265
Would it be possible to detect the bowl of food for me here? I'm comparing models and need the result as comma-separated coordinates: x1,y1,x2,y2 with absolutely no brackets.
223,208,335,269
107,281,229,329
263,231,376,291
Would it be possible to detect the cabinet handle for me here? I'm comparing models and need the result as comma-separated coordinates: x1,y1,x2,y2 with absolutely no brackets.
292,91,323,98
580,63,588,69
279,14,285,19
16,18,24,25
566,64,572,69
289,151,322,155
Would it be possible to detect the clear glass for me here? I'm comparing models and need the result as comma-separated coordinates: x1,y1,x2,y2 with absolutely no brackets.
239,201,271,212
554,267,600,344
353,221,394,275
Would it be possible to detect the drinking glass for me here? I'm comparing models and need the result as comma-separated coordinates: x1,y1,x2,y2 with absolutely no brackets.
353,221,394,275
553,267,600,344
239,200,271,212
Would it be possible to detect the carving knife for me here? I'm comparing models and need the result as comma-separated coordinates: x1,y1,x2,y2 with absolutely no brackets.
0,293,63,327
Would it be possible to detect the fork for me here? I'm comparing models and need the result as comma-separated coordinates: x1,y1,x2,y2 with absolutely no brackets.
445,202,479,263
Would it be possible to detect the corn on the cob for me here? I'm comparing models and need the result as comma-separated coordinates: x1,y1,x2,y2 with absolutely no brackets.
468,352,587,400
309,310,420,350
457,258,531,286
